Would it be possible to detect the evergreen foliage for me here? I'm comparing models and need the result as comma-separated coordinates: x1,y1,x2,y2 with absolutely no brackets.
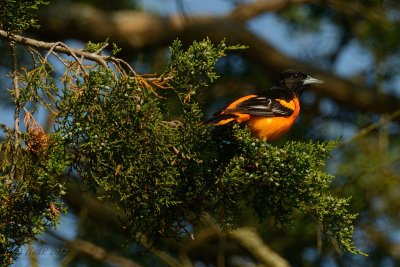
55,39,362,255
0,131,68,265
0,0,48,32
2,0,400,265
0,4,66,262
0,3,365,263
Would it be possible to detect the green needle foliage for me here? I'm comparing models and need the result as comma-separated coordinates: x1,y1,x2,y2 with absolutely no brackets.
0,131,68,265
0,0,48,32
55,39,362,255
0,34,363,265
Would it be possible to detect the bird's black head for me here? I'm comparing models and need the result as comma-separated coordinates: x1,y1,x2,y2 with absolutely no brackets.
275,69,323,95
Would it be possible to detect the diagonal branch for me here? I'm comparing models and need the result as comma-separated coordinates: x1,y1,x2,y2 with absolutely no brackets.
47,231,143,267
33,3,400,115
230,228,290,267
229,0,315,22
0,30,172,93
1,30,110,68
8,39,21,180
0,30,137,77
338,108,400,147
63,182,182,267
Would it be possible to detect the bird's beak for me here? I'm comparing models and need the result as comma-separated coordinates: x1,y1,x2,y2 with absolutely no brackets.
303,76,324,85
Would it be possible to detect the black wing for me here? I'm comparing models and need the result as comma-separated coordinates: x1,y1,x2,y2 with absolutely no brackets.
231,94,294,117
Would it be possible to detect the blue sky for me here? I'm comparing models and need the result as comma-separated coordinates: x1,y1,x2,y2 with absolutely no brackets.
138,0,373,77
12,0,374,266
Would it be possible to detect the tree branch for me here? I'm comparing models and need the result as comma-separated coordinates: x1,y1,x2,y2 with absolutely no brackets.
63,182,182,267
229,0,315,22
230,228,290,267
8,39,20,180
33,3,400,115
0,30,109,68
338,108,400,147
0,30,138,77
47,231,143,267
177,223,290,266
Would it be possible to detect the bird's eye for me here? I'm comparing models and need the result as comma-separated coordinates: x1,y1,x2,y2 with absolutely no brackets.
292,73,300,79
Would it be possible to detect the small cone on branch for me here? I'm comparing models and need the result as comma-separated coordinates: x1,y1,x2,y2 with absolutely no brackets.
24,110,50,155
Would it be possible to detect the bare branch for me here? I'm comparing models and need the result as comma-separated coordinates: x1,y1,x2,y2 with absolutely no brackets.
47,231,143,267
0,30,136,77
137,234,182,267
44,41,89,76
33,4,400,115
230,228,290,267
8,39,21,180
338,108,400,147
327,0,388,25
0,31,109,68
63,182,182,267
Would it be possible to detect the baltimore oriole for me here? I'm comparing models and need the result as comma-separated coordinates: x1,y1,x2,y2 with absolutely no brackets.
207,69,323,140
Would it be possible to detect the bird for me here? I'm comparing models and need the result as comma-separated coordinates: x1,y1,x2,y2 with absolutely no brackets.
206,69,323,141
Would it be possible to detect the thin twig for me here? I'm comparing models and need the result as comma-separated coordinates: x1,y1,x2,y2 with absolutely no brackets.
0,123,10,133
43,41,63,65
8,39,21,180
338,109,400,147
2,29,189,98
176,0,189,24
0,30,111,72
94,42,109,55
57,42,89,76
114,58,138,76
51,51,69,68
27,47,39,68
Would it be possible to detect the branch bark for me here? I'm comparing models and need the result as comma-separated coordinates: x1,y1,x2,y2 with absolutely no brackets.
0,30,126,72
8,39,20,180
48,231,143,267
229,0,315,21
63,182,183,267
33,2,400,115
64,183,291,267
231,228,290,267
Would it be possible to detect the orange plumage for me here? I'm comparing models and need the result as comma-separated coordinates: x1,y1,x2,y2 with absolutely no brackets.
207,70,323,141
